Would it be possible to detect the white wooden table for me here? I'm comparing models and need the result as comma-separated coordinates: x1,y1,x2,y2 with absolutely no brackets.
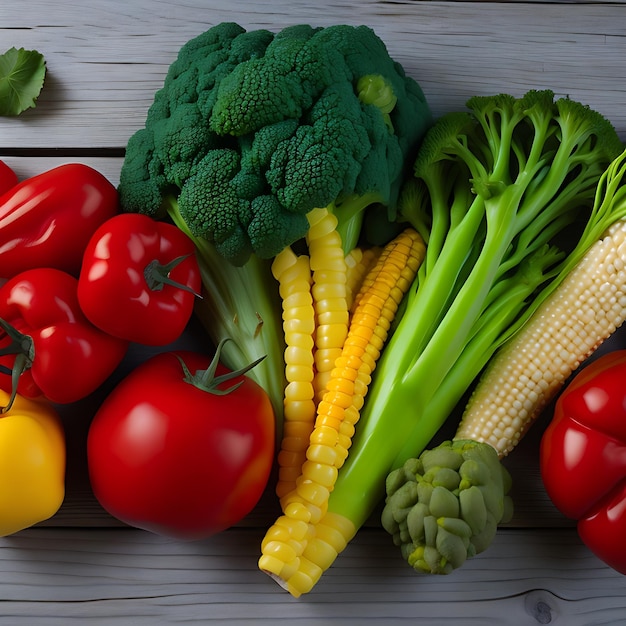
2,1,626,623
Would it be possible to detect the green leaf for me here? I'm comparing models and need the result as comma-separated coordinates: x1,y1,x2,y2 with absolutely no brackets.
0,47,47,116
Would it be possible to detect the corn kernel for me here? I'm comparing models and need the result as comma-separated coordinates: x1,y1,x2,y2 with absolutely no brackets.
284,501,312,523
309,424,339,447
316,324,349,349
285,345,313,365
306,444,338,466
301,459,338,487
277,454,306,481
262,539,298,564
302,537,339,570
283,331,314,351
285,364,315,383
282,291,313,309
296,479,330,508
284,381,315,402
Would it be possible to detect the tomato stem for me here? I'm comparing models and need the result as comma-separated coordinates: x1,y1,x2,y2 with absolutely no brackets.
178,338,266,396
0,317,35,413
144,254,202,298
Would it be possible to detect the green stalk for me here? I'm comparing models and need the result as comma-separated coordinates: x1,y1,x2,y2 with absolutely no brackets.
323,114,626,534
165,197,287,437
329,191,387,254
325,216,524,527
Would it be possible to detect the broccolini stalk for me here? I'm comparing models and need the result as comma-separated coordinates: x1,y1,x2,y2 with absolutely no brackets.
265,90,624,596
339,90,624,515
383,151,626,575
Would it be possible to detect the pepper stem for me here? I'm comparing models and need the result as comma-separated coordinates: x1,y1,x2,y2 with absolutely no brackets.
0,317,35,413
178,338,266,396
144,254,202,297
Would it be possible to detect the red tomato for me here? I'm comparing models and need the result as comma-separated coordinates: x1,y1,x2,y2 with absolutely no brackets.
78,213,201,346
87,349,275,540
0,267,128,404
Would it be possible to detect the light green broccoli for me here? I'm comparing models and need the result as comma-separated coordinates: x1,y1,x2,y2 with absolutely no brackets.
381,440,513,574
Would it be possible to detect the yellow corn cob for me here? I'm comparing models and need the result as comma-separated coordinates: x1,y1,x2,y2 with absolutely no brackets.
306,208,350,403
271,248,317,500
271,207,351,502
259,228,427,593
456,218,626,457
276,240,381,503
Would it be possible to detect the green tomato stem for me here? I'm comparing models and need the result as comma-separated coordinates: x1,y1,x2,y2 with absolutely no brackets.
178,338,266,396
144,254,202,297
0,317,35,413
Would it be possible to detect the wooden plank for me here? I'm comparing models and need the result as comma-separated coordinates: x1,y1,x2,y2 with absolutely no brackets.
0,0,626,150
0,527,625,623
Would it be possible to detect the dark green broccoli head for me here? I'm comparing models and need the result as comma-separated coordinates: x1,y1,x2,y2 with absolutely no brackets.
177,148,310,265
381,439,513,575
118,21,432,265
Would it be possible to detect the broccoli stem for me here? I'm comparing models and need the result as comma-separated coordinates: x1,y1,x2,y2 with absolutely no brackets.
164,197,287,438
329,191,387,253
325,212,540,527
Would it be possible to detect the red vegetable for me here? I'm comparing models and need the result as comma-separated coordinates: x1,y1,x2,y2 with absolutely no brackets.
78,213,201,346
87,346,275,540
0,163,119,278
540,350,626,574
0,160,18,197
0,267,128,406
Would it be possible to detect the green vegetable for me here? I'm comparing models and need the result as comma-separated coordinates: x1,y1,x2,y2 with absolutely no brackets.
117,22,432,429
0,47,46,116
383,147,626,575
381,440,513,574
281,89,624,588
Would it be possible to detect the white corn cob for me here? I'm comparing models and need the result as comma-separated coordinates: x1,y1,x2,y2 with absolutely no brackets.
456,218,626,457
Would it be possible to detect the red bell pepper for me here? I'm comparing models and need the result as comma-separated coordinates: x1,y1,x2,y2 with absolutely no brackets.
0,267,128,407
77,213,201,346
0,163,119,279
0,161,18,197
540,350,626,574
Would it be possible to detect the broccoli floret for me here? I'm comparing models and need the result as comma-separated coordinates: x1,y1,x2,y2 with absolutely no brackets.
118,21,432,265
381,440,513,574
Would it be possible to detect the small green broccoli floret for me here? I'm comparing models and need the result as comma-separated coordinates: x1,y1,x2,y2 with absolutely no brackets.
381,440,513,575
118,21,432,265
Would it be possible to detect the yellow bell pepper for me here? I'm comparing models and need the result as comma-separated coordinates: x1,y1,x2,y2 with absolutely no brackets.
0,390,65,536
